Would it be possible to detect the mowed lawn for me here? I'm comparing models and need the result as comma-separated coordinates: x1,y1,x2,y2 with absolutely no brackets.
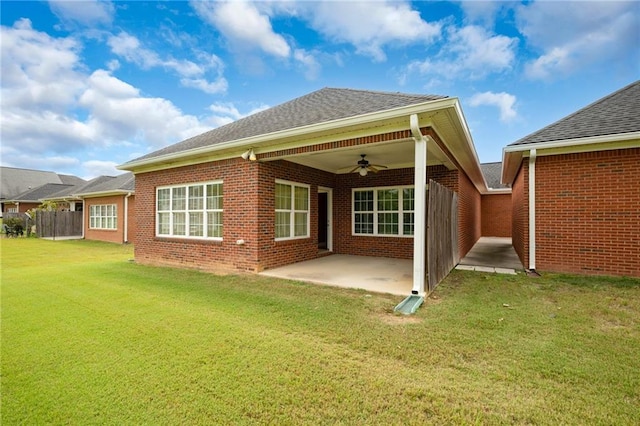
1,239,639,425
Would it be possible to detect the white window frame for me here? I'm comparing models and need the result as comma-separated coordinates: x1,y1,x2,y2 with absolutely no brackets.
156,181,223,240
89,204,117,230
275,179,310,241
352,186,415,237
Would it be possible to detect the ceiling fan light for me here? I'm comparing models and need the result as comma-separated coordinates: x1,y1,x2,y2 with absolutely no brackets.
359,167,368,176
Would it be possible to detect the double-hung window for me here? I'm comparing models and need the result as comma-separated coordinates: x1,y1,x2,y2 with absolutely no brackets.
275,180,309,240
353,186,415,236
156,181,223,239
89,204,117,230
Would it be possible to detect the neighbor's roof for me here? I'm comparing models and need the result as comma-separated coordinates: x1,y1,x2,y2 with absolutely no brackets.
74,173,135,196
0,166,86,200
4,183,76,203
509,80,640,146
125,88,446,165
480,162,509,189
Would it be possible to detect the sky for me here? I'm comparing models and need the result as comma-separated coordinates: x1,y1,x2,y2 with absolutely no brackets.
1,0,638,180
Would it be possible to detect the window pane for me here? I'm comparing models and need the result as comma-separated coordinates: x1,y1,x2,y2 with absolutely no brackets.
158,212,170,234
158,189,170,210
275,184,291,210
378,213,399,235
189,212,203,236
189,185,204,210
275,212,290,238
294,212,307,236
207,184,222,210
403,188,415,211
403,213,415,235
354,191,373,212
354,213,374,234
207,212,222,238
173,212,185,235
172,187,186,210
378,189,398,211
294,186,308,210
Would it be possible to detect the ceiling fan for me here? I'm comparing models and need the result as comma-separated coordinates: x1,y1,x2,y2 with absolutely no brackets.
349,154,387,176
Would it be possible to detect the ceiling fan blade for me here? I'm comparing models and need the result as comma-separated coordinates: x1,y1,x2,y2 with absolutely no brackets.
348,166,361,173
369,165,381,173
370,164,388,169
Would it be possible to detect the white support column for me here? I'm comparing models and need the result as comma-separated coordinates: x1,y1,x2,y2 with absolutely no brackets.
410,114,427,295
528,149,537,271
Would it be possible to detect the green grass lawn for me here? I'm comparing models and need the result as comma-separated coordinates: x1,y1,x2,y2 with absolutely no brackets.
2,238,639,424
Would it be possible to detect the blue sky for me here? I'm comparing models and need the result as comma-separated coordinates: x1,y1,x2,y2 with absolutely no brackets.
1,1,638,179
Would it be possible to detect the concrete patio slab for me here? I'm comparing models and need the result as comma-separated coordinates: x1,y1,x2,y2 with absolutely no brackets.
260,254,412,296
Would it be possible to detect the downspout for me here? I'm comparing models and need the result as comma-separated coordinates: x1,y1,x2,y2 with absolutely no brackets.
528,149,537,272
124,192,132,243
410,114,427,295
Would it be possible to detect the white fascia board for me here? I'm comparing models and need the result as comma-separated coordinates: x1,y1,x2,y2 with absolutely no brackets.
117,98,461,172
501,132,640,184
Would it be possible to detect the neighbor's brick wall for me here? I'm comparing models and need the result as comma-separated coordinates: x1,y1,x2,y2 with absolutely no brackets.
511,164,528,268
481,193,512,237
456,169,482,259
84,195,127,244
533,148,640,277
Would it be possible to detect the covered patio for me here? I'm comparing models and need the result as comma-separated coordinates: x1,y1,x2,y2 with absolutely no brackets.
260,238,522,295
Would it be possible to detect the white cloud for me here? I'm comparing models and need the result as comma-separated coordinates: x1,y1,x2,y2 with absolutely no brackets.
469,91,517,122
293,49,321,80
0,21,225,175
81,160,121,177
191,0,291,58
301,1,441,61
403,25,517,82
458,0,504,26
517,1,639,80
1,18,85,111
48,0,115,27
106,31,227,94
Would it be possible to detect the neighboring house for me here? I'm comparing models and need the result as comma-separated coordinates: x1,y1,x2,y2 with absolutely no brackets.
119,87,501,294
74,173,136,244
502,81,640,277
3,183,80,214
0,166,85,215
480,162,511,238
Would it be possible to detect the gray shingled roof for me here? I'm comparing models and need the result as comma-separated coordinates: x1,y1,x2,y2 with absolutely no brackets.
127,88,446,164
480,162,509,189
75,173,135,195
510,80,640,146
1,166,85,200
6,183,76,203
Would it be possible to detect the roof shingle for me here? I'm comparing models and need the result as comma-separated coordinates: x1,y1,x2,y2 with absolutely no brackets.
127,88,446,164
510,80,640,146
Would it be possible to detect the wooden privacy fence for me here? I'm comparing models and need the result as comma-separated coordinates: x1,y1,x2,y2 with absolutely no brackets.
426,180,459,293
35,211,83,238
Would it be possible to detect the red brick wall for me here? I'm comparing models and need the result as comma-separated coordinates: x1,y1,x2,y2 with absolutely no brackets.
481,193,512,237
511,164,528,268
126,195,136,244
533,148,640,277
457,170,482,258
84,195,130,244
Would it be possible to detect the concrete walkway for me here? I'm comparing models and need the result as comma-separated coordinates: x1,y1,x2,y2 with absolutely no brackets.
456,237,522,274
260,254,412,296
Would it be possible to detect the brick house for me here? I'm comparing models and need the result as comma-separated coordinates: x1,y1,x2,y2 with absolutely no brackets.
120,88,502,294
480,162,511,238
502,81,640,277
74,173,136,244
